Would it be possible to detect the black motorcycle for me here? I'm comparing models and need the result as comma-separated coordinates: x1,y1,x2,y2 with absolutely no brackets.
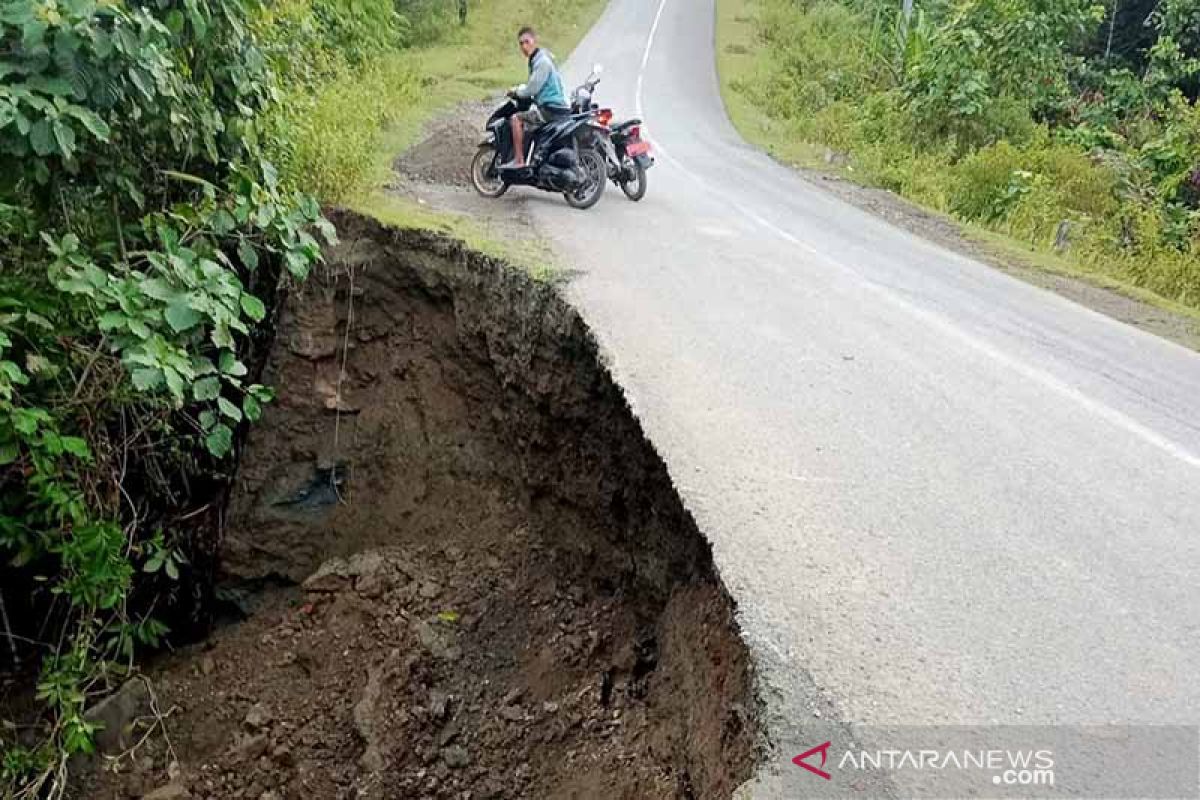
470,66,610,210
570,69,654,202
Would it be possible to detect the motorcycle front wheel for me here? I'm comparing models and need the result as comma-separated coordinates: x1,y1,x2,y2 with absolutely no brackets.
471,146,508,198
564,148,606,210
619,161,647,202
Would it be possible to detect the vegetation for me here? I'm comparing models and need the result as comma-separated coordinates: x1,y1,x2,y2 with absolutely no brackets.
718,0,1200,310
0,0,600,793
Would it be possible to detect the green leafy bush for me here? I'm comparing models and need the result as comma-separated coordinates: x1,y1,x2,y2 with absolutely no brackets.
731,0,1200,308
265,55,420,203
755,0,879,118
0,0,333,789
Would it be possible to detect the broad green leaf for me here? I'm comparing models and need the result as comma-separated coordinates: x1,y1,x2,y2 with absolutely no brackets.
285,250,310,279
212,209,236,235
239,293,266,322
205,424,233,457
128,67,153,100
164,367,185,401
217,396,242,422
11,409,41,435
211,321,234,349
0,361,25,385
191,357,218,377
192,376,220,401
315,217,338,245
253,203,276,228
59,437,91,459
23,311,53,330
98,311,125,331
218,351,247,377
0,441,19,465
127,317,151,339
164,303,201,333
242,394,262,422
64,106,110,140
29,119,54,156
26,75,73,96
52,120,75,158
249,385,275,403
237,240,258,271
184,0,207,37
132,368,163,392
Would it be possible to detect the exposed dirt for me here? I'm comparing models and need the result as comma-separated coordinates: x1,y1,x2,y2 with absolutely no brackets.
386,98,552,261
393,99,495,189
77,212,759,800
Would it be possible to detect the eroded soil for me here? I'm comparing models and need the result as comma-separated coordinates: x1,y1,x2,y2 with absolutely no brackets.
78,214,758,800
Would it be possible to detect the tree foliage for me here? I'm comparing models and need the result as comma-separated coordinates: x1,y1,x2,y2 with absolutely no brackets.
0,0,340,791
743,0,1200,304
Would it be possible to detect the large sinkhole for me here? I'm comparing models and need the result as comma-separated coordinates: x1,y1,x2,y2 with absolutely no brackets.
82,211,760,799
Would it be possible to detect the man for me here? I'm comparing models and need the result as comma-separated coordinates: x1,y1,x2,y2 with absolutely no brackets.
504,26,569,169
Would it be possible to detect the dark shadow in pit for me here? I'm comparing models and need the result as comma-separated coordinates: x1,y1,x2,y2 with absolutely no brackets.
82,211,760,800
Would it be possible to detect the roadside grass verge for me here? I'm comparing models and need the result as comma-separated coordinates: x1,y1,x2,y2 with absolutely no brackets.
274,0,606,275
356,193,562,282
715,0,1200,318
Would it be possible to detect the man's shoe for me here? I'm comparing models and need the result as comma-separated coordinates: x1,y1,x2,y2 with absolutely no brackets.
499,160,525,171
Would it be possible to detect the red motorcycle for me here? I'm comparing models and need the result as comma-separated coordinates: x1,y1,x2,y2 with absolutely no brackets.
606,116,654,202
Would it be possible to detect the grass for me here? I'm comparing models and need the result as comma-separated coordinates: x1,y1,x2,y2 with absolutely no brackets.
356,193,561,282
962,224,1200,325
716,2,828,171
713,0,1200,324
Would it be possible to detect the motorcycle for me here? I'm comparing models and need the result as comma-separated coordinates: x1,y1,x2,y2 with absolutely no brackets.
570,70,654,202
470,65,610,210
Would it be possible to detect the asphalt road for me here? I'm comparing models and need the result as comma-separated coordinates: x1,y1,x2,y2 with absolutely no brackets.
525,0,1200,793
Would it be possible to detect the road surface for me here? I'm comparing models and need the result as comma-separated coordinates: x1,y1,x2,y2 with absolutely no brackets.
526,0,1200,793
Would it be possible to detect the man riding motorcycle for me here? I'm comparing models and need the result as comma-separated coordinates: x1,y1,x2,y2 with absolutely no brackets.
504,26,570,169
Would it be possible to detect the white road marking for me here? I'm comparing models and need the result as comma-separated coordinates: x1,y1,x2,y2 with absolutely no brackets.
636,0,670,122
648,99,1200,471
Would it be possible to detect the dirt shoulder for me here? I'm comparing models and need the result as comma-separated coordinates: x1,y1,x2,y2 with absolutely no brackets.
796,169,1200,352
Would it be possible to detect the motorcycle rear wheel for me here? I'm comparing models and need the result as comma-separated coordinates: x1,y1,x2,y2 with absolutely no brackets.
471,146,508,198
564,148,606,210
619,161,648,202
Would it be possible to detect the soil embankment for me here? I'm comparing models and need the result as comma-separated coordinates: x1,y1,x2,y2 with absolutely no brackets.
81,211,759,800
